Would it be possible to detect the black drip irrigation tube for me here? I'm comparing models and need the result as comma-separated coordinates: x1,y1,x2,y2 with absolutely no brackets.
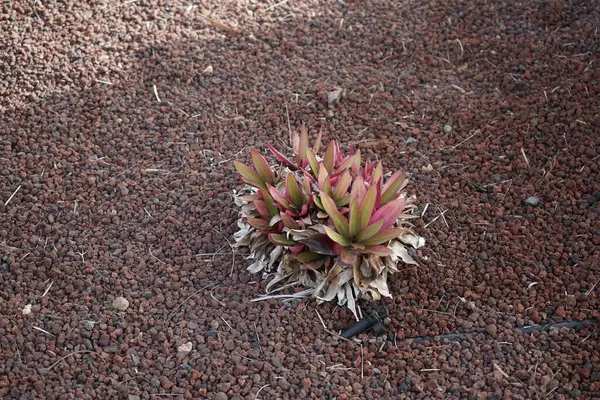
399,319,598,344
340,307,598,343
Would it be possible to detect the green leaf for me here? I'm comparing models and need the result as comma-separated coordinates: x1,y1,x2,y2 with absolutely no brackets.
348,200,361,238
317,166,332,195
247,218,269,230
280,212,300,229
324,226,351,246
234,161,265,189
250,148,274,184
260,189,279,216
372,162,383,183
286,174,303,209
333,170,352,200
313,196,323,210
360,228,405,246
320,192,349,238
359,184,378,230
269,233,297,246
306,149,320,178
267,184,292,210
323,141,335,174
313,128,322,154
350,176,366,204
355,219,384,242
335,195,350,207
294,251,324,263
380,171,407,205
253,200,270,217
336,153,359,173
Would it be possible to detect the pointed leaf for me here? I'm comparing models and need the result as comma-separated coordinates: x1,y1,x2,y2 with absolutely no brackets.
294,251,324,263
359,184,378,229
317,165,332,195
254,200,271,217
269,233,297,246
313,128,323,153
250,148,274,184
369,196,406,230
372,162,383,184
355,219,384,242
247,218,269,230
290,131,300,158
266,143,296,168
336,153,359,174
380,171,407,205
323,141,335,174
306,149,320,178
348,200,361,238
360,228,406,246
298,125,309,166
358,245,392,257
335,195,350,207
350,176,366,203
267,184,292,210
352,149,361,175
324,226,351,246
260,189,279,216
320,192,349,238
237,194,259,202
313,196,323,210
332,170,352,201
302,174,311,197
280,212,300,229
286,174,303,209
234,161,265,189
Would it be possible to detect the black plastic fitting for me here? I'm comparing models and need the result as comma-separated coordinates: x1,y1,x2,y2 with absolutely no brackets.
341,306,389,339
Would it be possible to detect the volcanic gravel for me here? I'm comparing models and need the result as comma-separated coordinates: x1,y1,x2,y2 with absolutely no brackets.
1,0,599,399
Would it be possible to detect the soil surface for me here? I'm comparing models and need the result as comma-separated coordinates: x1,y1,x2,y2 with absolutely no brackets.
1,0,599,399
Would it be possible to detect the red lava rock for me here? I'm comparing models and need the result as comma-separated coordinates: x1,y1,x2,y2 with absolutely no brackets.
0,0,598,398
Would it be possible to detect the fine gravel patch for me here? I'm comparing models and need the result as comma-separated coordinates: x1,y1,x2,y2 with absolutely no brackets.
1,0,599,399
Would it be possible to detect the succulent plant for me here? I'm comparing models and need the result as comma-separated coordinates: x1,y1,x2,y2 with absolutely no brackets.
233,126,424,319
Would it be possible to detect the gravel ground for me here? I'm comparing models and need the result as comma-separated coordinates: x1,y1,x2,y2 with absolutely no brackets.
1,0,599,399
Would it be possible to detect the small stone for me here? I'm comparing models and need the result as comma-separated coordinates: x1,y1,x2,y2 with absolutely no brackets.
554,306,566,318
485,324,497,336
326,110,334,118
443,124,453,134
178,341,193,353
84,320,96,330
128,396,141,400
214,393,228,400
327,88,343,104
406,137,417,144
210,320,219,330
524,196,540,207
112,297,130,311
202,65,213,76
22,304,32,315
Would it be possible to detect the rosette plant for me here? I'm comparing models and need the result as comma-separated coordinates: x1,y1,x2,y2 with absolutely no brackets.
233,126,424,319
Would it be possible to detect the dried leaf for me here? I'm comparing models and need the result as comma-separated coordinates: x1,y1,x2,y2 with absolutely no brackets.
390,241,417,265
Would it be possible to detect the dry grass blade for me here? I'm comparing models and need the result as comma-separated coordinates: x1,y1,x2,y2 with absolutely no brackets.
44,350,106,371
200,13,242,34
167,282,218,319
